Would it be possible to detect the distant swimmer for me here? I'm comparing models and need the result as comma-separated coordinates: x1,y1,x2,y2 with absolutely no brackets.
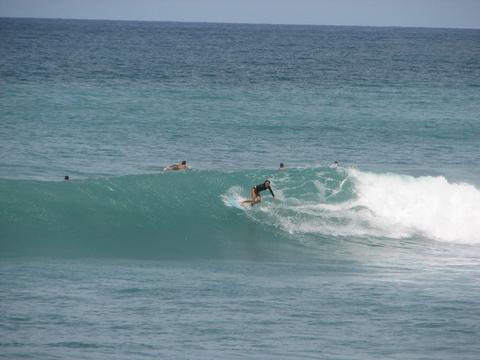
279,162,286,170
64,175,69,180
241,180,275,206
164,160,189,171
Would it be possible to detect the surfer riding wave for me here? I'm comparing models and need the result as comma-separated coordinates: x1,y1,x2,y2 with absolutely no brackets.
242,180,275,206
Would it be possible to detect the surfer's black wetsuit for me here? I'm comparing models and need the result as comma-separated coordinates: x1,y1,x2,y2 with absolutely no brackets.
253,183,275,197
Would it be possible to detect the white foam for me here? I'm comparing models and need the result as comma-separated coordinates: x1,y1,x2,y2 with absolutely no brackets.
265,168,480,244
349,169,480,244
221,186,245,207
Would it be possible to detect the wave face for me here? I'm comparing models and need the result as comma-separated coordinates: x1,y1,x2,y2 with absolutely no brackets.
1,167,479,258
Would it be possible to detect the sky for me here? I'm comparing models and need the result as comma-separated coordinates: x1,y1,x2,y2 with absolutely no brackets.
0,0,479,29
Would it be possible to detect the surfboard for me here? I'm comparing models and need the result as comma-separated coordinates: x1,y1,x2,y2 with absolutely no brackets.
226,195,250,211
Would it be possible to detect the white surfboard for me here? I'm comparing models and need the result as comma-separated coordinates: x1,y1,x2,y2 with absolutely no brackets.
226,195,250,211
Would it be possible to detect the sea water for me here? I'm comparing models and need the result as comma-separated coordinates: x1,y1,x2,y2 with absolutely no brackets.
1,18,480,359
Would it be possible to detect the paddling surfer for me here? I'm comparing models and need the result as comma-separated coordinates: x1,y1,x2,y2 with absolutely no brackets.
164,160,189,171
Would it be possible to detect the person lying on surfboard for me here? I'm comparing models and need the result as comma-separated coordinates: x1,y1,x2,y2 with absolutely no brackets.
242,180,275,206
164,160,189,171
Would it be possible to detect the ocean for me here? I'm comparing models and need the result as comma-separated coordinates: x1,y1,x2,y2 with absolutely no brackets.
1,18,480,359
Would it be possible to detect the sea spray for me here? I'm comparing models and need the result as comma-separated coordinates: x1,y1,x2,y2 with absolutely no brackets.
235,167,480,245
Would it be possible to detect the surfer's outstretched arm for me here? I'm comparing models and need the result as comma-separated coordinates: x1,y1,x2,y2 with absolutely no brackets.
268,187,275,198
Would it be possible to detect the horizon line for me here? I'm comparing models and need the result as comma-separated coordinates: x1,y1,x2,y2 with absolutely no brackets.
1,16,479,31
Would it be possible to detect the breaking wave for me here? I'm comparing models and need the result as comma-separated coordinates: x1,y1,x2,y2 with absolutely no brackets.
1,167,479,258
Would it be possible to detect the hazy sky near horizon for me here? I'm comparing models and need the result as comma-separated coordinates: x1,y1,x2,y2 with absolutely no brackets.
1,0,479,29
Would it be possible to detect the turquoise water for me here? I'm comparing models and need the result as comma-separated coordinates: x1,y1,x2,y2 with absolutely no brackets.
1,18,480,359
2,256,479,359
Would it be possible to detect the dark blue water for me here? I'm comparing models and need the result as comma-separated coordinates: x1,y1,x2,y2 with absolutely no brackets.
1,18,479,180
1,18,480,359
